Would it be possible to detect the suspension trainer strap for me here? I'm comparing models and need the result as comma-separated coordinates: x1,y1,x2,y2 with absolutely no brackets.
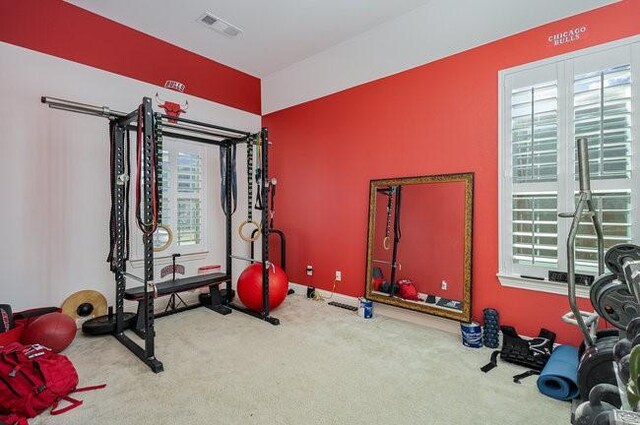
134,105,158,235
254,134,264,210
219,144,237,215
231,144,237,214
124,128,131,261
107,123,117,270
383,187,394,250
107,122,132,270
247,137,253,221
239,135,260,241
394,186,402,243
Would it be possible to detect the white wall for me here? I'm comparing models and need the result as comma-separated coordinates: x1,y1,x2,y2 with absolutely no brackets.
0,42,261,311
261,0,619,114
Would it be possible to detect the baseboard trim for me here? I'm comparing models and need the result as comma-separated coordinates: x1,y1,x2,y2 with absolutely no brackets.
288,282,460,336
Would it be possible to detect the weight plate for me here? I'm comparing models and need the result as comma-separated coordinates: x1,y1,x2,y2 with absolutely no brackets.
605,244,640,278
82,312,136,336
578,336,621,408
578,328,620,359
627,317,640,340
590,273,616,310
593,277,640,330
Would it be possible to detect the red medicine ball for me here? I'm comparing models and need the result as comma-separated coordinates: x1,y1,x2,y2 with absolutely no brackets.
237,263,288,313
21,312,77,353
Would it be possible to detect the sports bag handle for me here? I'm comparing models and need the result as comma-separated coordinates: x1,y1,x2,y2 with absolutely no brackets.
49,384,107,416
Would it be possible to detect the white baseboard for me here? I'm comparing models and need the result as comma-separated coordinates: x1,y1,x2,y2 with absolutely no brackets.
288,282,460,335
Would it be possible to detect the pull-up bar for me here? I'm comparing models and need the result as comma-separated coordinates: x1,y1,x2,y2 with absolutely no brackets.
41,96,251,143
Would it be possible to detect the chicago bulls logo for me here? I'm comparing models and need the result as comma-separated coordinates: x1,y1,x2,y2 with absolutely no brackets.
155,92,189,123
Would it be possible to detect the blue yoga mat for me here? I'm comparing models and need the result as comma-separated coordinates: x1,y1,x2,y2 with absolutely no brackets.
537,344,580,401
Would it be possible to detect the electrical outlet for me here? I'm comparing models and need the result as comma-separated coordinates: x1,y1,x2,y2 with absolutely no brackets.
441,280,447,290
306,265,313,276
335,271,342,281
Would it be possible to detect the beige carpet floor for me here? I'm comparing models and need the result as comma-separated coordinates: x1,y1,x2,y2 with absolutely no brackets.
31,294,569,424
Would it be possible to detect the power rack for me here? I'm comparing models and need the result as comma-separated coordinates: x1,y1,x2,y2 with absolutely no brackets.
42,96,279,373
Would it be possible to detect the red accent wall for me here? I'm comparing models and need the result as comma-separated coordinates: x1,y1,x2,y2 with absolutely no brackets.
0,0,260,115
264,0,640,344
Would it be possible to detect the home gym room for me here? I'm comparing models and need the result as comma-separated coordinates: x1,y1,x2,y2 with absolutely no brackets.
1,0,639,424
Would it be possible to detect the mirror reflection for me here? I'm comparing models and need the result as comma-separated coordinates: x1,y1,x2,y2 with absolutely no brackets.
365,173,473,322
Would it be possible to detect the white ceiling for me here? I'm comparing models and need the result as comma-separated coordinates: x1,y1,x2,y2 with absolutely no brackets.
66,0,434,77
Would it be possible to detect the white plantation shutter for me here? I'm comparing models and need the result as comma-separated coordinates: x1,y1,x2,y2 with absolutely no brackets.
510,77,560,270
574,65,632,180
511,82,559,182
512,193,558,267
177,151,202,246
572,64,634,271
137,140,206,259
500,38,640,284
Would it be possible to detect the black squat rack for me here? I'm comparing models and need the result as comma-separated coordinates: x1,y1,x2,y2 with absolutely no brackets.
41,96,278,373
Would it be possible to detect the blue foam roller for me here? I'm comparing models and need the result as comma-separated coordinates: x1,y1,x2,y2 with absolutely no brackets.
537,345,580,401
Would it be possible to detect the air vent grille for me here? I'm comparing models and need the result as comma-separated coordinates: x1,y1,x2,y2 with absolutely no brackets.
198,13,242,38
200,15,217,25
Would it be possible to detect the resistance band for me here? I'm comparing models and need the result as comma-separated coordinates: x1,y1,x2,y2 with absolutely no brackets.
107,123,117,271
220,144,237,215
134,105,159,236
239,135,261,241
383,187,394,250
394,187,402,244
254,134,264,210
107,123,132,271
124,129,131,259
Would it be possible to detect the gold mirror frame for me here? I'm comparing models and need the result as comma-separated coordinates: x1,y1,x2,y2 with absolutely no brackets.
364,172,473,322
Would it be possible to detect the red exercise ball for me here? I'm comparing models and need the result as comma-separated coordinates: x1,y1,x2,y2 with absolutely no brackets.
237,263,288,313
21,312,77,353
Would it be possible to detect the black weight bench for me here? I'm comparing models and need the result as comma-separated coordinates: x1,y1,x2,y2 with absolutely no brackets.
124,273,232,338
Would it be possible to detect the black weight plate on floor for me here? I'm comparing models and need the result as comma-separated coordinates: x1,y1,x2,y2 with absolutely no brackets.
605,244,640,278
82,312,136,336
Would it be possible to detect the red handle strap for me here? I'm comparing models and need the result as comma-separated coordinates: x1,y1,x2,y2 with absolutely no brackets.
74,384,107,393
50,395,82,416
49,384,106,416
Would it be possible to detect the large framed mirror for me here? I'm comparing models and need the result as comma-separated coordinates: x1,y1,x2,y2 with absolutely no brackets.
365,173,473,322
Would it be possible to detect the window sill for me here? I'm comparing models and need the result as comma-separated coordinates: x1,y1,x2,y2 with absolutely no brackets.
129,251,209,269
497,273,590,299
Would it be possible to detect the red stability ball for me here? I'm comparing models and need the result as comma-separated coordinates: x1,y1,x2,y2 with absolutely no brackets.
237,263,288,313
21,312,77,353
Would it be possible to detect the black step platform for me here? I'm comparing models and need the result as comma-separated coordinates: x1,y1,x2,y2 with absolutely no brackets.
124,273,229,300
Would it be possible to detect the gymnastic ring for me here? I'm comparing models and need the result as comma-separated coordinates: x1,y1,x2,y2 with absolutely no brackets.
239,220,261,242
383,236,391,250
153,224,173,252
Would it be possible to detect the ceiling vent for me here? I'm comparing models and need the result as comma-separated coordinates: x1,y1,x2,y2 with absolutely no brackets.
198,13,242,38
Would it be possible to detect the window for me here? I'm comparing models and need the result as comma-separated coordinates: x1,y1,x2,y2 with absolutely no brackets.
134,138,207,260
499,37,640,294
